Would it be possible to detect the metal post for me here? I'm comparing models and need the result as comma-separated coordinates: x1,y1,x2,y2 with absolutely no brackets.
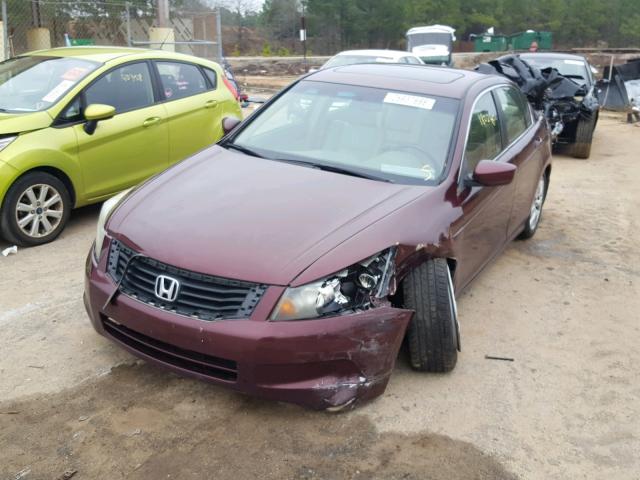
1,0,8,60
156,0,169,28
125,2,132,47
216,8,222,62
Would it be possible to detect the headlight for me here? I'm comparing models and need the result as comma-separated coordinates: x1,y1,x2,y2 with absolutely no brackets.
94,188,133,259
0,135,17,152
270,248,396,321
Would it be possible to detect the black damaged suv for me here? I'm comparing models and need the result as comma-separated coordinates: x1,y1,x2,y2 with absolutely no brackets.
519,53,600,159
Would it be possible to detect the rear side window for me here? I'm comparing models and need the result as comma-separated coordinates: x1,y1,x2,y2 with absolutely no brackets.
85,62,154,114
202,68,218,89
463,92,502,179
156,61,207,100
494,87,530,144
405,56,421,65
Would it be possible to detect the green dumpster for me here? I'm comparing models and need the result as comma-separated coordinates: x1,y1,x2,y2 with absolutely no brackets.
509,31,552,51
473,34,509,53
70,38,95,46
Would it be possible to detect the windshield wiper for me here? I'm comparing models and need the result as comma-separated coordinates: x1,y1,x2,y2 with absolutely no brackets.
224,142,265,158
272,157,392,182
310,163,393,182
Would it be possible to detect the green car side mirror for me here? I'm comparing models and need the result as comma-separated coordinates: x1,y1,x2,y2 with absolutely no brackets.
84,103,116,135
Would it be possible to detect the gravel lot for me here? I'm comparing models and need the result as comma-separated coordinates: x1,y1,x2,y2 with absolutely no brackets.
1,115,638,479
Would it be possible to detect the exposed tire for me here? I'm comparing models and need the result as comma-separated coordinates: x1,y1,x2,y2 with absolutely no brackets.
0,172,71,247
519,172,548,240
403,258,458,373
572,116,595,159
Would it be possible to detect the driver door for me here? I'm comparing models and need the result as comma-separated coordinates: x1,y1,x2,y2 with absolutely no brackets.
451,90,516,290
74,61,169,200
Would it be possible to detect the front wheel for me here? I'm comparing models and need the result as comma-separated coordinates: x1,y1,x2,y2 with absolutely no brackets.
572,116,595,159
403,258,459,373
519,173,548,240
0,172,71,247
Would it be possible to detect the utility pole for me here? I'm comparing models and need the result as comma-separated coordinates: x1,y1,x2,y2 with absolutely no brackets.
300,1,307,71
156,0,169,28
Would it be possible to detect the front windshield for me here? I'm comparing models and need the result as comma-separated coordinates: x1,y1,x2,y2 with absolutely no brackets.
323,55,395,69
230,81,460,184
0,56,99,113
407,32,453,50
523,56,589,84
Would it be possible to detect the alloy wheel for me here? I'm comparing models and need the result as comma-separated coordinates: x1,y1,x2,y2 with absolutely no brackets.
14,184,64,239
528,177,545,231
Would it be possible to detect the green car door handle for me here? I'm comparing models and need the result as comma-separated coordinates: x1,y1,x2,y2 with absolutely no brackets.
142,117,161,127
204,100,218,109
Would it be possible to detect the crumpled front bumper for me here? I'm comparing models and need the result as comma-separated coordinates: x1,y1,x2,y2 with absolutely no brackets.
84,251,412,410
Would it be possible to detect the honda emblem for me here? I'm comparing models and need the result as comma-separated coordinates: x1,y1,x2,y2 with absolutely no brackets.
155,275,180,302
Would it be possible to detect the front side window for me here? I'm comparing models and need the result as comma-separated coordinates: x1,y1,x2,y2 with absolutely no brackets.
156,61,207,100
462,92,502,179
494,87,530,144
0,56,98,113
85,62,154,114
230,81,459,184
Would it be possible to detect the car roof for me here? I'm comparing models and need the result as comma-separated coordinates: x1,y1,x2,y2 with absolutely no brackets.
334,49,418,60
407,25,456,35
519,52,587,62
24,46,214,65
306,63,505,99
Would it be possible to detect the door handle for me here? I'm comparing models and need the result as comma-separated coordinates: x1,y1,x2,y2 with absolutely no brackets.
204,100,218,109
142,117,161,127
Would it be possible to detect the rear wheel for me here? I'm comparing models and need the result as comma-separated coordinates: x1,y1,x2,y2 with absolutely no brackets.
519,173,548,240
0,172,71,247
403,258,459,373
572,116,595,159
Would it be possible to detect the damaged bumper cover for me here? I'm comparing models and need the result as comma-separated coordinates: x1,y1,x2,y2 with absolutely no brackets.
84,252,412,410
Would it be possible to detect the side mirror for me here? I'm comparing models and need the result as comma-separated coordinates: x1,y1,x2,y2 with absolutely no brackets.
467,160,516,187
83,103,116,135
222,116,241,135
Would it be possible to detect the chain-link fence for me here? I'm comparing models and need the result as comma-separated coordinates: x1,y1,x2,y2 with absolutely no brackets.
0,0,223,62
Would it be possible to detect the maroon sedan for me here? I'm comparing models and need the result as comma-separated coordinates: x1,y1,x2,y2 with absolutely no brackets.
84,64,551,410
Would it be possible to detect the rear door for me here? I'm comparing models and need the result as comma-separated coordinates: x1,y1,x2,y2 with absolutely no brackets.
492,86,548,238
153,60,224,164
76,61,169,200
451,90,518,290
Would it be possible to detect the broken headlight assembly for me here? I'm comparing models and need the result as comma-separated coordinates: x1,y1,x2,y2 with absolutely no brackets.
270,248,396,321
93,188,133,259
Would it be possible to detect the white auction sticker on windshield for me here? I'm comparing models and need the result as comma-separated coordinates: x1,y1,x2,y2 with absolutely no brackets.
564,59,584,66
384,92,435,110
42,80,75,103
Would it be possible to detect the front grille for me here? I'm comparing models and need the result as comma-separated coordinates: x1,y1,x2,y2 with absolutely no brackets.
107,239,267,321
102,318,237,381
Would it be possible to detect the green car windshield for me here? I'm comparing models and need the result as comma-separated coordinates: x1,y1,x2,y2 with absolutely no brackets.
231,81,460,185
0,56,99,113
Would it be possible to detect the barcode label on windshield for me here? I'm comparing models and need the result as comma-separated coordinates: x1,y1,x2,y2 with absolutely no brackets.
384,92,435,110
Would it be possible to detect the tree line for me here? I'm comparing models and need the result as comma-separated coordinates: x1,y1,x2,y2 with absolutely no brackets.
223,0,640,55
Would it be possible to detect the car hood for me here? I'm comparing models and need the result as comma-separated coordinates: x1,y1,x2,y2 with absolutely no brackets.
0,111,53,135
108,146,425,286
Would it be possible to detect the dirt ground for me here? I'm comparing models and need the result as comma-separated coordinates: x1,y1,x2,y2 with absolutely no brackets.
1,115,639,480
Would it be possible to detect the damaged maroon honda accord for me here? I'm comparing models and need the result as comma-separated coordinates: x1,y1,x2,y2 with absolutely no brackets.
84,64,551,410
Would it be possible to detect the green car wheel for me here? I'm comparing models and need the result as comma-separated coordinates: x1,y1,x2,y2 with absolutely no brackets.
0,171,71,247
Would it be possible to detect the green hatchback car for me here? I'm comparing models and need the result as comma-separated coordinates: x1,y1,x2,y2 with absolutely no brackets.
0,47,242,246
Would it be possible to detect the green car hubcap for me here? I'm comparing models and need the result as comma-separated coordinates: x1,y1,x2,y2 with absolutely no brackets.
15,184,64,238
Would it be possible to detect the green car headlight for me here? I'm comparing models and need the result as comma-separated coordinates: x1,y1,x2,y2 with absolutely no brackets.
0,135,17,152
94,188,133,259
270,248,396,321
